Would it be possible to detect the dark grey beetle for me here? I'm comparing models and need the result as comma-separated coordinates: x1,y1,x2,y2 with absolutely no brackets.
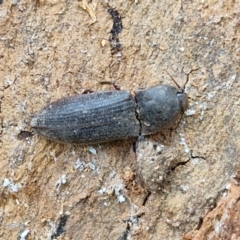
31,84,188,144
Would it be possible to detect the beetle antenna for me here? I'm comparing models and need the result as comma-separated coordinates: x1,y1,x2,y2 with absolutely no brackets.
164,70,181,90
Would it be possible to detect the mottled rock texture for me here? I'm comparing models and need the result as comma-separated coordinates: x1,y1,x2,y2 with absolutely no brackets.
0,0,239,239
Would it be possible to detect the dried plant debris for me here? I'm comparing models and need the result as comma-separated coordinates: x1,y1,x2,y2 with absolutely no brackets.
79,0,96,23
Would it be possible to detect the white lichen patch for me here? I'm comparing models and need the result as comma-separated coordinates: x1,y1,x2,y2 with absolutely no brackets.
98,171,126,203
3,178,22,192
19,229,30,240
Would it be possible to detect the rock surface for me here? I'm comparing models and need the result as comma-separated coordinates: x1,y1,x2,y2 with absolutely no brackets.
0,0,239,239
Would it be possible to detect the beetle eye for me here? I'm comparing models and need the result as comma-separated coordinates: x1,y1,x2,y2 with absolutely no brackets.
177,92,188,112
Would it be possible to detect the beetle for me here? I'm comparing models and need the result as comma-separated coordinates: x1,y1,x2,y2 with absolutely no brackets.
31,70,196,144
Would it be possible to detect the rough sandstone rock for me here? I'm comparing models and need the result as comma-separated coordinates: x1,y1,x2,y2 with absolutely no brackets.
0,0,239,239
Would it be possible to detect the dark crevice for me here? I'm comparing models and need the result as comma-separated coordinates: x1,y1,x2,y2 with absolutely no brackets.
118,223,130,240
190,150,206,160
51,215,69,240
17,131,33,140
142,191,151,206
195,217,203,230
119,212,144,240
170,158,190,171
133,95,142,136
2,77,17,91
206,200,217,213
132,141,137,153
236,197,240,203
82,89,94,94
107,7,122,52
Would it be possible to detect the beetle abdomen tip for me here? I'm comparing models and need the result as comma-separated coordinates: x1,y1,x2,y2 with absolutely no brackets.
30,117,38,128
